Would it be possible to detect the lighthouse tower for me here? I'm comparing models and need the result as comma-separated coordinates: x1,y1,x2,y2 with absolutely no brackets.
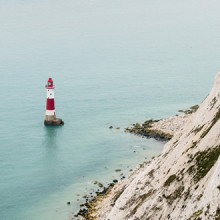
44,78,64,126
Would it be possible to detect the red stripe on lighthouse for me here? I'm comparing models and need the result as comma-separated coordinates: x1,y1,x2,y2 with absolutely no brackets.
46,99,55,110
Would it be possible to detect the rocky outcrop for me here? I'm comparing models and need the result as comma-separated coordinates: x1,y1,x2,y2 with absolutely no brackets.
125,119,173,141
81,73,220,220
125,109,196,142
44,118,64,126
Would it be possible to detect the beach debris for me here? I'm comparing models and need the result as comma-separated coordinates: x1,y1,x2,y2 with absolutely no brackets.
75,182,117,218
98,182,103,187
115,169,121,172
178,105,199,114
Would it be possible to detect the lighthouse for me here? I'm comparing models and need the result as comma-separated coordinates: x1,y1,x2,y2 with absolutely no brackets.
44,77,64,126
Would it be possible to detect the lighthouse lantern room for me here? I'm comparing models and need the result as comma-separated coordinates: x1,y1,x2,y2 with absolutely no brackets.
44,78,64,126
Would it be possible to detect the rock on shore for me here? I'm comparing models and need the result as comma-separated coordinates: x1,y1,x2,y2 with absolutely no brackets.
125,108,197,141
80,73,220,220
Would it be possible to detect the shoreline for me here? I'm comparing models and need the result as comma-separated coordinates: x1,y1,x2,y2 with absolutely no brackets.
74,183,115,219
73,72,220,220
124,105,198,141
74,162,147,219
74,106,198,219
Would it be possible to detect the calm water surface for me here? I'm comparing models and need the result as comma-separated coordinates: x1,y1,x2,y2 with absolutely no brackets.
0,0,220,219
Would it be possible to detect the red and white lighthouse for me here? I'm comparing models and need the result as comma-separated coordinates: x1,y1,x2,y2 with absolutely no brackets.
44,78,64,125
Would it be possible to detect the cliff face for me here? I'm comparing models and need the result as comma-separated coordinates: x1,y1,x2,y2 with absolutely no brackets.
93,73,220,220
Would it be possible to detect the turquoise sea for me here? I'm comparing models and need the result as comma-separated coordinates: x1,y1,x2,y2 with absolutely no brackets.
0,0,220,219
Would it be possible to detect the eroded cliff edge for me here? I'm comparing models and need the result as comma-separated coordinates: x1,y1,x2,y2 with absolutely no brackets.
81,73,220,220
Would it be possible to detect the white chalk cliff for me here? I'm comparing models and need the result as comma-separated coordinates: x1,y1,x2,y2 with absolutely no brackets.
92,73,220,220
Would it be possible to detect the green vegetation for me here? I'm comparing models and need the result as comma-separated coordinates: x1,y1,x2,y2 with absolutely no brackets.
201,108,220,138
184,187,191,201
148,169,155,178
188,209,203,220
129,190,155,217
210,97,217,110
164,174,177,187
193,125,204,134
185,141,199,154
197,194,203,201
187,146,220,183
190,105,200,112
139,163,144,168
191,141,198,148
215,207,220,219
194,185,199,190
164,185,185,205
179,105,199,114
172,139,179,147
112,186,125,206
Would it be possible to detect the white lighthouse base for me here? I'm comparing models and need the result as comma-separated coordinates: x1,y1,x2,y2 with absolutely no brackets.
45,115,56,121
